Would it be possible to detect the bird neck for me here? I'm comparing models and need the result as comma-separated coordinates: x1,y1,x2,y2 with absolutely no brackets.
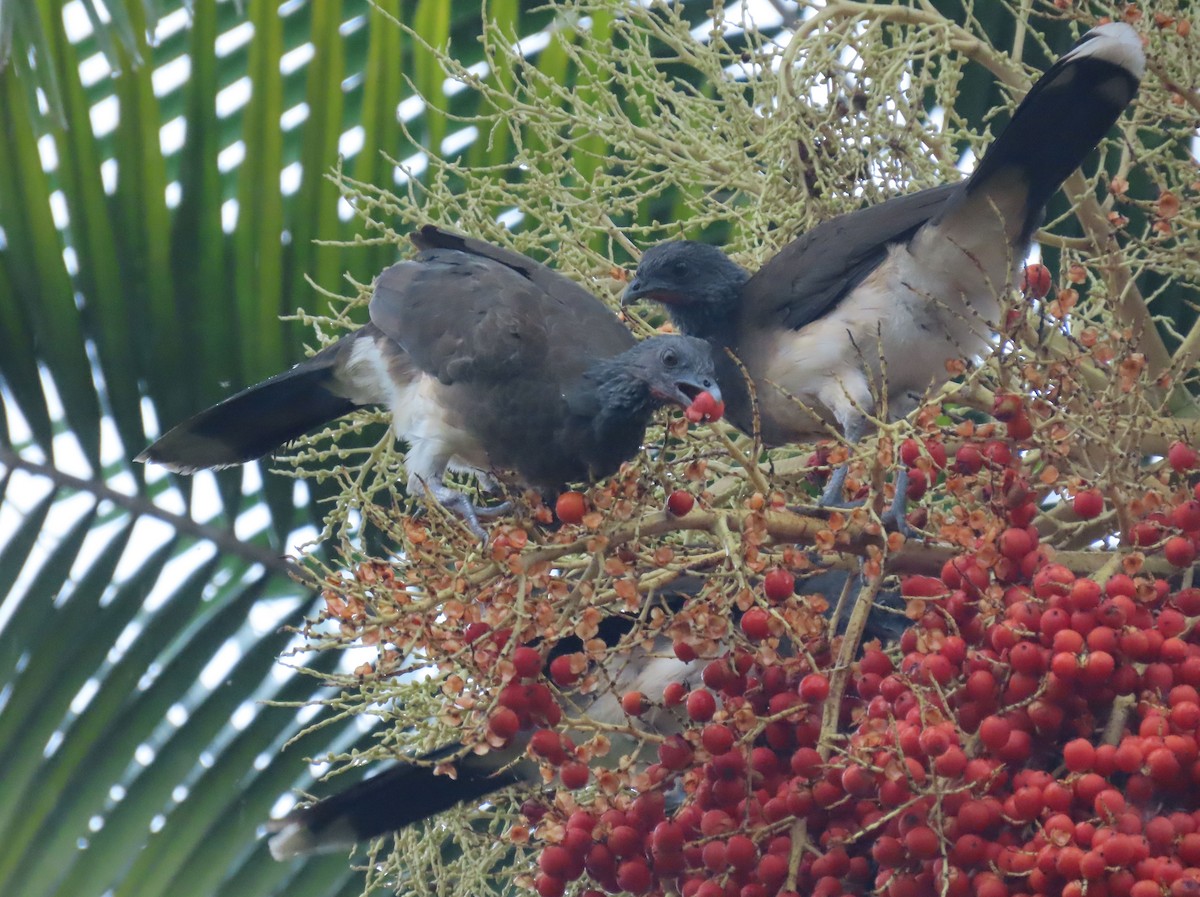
568,360,659,454
666,281,745,346
590,365,658,432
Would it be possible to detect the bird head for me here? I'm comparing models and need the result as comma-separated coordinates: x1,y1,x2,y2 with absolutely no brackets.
622,241,750,340
631,335,724,418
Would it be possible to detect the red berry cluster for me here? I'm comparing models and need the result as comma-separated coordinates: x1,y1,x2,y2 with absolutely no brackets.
524,561,1200,897
1078,440,1200,567
516,434,1200,897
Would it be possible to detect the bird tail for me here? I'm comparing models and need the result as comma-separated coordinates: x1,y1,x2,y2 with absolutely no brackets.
966,22,1144,240
265,751,530,860
136,338,361,473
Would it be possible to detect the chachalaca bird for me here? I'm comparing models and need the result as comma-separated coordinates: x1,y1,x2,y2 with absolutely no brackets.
623,22,1144,523
265,568,906,858
138,226,723,535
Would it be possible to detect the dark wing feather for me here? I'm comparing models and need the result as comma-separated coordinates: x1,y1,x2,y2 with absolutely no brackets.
375,235,633,388
410,224,614,316
740,183,961,333
370,250,552,385
368,236,637,486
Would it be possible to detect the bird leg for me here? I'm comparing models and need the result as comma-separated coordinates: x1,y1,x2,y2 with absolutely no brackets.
818,415,911,536
882,467,911,536
819,414,867,508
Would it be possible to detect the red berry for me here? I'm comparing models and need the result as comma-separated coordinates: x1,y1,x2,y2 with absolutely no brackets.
956,443,984,474
673,641,697,662
549,654,581,687
979,716,1012,752
1006,413,1033,440
763,568,795,604
902,575,949,598
531,729,566,764
841,764,875,796
799,674,830,703
666,490,695,516
1131,516,1166,547
1170,441,1198,472
741,607,771,641
1166,536,1197,568
904,825,940,859
906,467,929,500
615,858,652,894
1033,564,1075,599
535,874,565,897
756,854,788,888
513,646,542,679
999,527,1034,560
983,440,1013,467
488,707,520,740
560,761,589,789
700,809,734,837
727,835,757,870
1082,651,1115,685
464,622,491,643
919,725,952,757
652,821,685,854
1021,263,1052,299
686,689,717,722
1070,577,1102,611
607,825,640,858
684,390,725,423
1064,738,1096,772
1073,488,1104,519
621,691,647,716
1172,500,1200,532
992,393,1025,422
701,724,735,755
555,491,586,524
540,846,573,878
658,735,693,770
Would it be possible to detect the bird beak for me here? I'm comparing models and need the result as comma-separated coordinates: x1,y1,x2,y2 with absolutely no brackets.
675,378,722,409
622,278,686,307
621,278,645,307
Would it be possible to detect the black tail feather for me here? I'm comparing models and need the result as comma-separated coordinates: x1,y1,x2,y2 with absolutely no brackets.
266,753,530,859
967,23,1143,239
136,349,358,473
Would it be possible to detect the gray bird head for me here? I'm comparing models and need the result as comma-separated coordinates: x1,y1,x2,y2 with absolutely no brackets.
593,334,722,418
633,334,723,412
622,241,750,341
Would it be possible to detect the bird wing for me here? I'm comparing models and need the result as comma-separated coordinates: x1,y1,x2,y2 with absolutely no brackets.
371,238,633,389
368,235,637,485
739,182,960,334
410,224,610,313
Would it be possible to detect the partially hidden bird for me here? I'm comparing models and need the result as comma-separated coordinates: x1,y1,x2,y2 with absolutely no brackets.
622,22,1144,521
265,568,907,859
137,226,723,535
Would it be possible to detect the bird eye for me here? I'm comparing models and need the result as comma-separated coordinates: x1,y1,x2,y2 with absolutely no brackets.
662,349,679,368
672,260,688,277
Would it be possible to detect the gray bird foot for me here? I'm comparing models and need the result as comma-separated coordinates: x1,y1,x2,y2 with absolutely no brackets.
421,483,511,542
474,500,514,519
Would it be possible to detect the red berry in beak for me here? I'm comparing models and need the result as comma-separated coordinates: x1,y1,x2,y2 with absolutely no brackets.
684,390,725,423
